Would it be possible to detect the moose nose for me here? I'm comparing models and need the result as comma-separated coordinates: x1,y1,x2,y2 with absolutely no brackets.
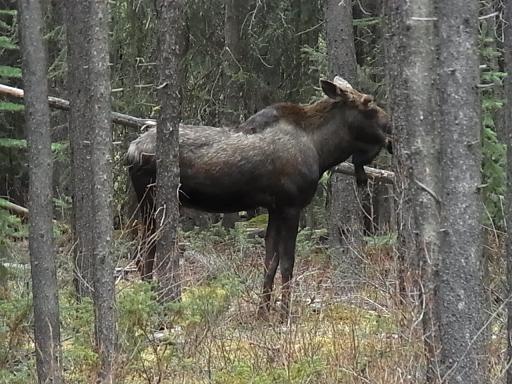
385,137,393,154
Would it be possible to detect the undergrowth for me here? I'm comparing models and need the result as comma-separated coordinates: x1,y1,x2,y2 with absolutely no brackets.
0,226,505,383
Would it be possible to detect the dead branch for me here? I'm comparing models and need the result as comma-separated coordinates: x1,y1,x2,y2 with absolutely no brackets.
0,83,156,129
332,163,394,184
0,198,29,218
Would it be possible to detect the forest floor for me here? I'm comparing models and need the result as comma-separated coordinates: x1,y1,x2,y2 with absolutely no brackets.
0,221,507,383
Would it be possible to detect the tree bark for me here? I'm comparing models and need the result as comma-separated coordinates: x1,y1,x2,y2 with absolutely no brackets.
396,0,441,381
88,1,116,382
19,0,62,382
66,1,116,380
221,0,247,229
154,0,186,302
384,0,417,326
223,0,246,118
325,0,365,282
65,0,94,298
503,1,512,382
437,0,487,382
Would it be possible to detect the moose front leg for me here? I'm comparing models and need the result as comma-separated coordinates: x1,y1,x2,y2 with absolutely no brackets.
352,149,381,187
258,211,281,319
278,209,301,321
353,162,368,187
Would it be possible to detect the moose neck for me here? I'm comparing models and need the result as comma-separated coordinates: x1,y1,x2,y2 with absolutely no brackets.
275,99,357,175
305,106,354,174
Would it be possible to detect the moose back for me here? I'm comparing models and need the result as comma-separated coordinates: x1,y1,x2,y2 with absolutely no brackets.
127,77,392,319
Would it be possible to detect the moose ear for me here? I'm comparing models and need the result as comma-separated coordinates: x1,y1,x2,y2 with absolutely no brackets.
321,80,342,100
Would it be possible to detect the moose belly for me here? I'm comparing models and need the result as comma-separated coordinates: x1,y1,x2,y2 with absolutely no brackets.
179,188,271,213
179,173,318,213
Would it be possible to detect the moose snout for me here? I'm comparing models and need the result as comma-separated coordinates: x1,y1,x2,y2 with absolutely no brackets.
385,137,393,154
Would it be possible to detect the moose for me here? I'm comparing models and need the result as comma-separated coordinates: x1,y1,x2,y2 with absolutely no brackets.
127,77,392,319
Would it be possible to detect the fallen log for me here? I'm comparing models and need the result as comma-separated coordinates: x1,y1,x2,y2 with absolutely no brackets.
0,83,395,184
0,198,29,218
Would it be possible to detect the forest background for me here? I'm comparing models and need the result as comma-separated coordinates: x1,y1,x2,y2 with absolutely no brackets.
0,0,509,383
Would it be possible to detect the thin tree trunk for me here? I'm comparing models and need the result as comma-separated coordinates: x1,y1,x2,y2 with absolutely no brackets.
325,0,365,282
437,0,487,382
65,0,94,299
220,0,247,229
503,1,512,382
19,0,62,382
223,0,246,123
384,0,416,322
481,1,504,141
154,0,186,302
88,1,116,382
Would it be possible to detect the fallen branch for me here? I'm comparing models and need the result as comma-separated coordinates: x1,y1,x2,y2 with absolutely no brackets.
332,163,394,185
0,83,396,184
0,198,29,218
0,83,156,129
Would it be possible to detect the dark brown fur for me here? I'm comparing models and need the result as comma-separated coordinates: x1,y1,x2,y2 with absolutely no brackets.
127,79,392,320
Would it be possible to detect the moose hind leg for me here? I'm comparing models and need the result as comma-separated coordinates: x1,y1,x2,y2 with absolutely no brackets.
258,211,281,319
278,209,300,321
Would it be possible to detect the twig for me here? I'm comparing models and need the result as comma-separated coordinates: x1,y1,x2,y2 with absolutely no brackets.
479,11,498,20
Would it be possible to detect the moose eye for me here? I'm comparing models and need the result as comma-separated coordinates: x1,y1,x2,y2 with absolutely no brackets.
363,107,378,119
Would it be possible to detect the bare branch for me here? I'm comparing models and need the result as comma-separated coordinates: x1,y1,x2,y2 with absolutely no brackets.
332,163,395,184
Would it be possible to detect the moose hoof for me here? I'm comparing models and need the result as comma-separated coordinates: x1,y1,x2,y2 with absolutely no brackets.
356,175,368,187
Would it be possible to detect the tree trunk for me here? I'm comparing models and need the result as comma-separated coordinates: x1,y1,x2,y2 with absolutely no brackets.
503,1,512,382
480,1,503,138
154,0,186,302
325,0,365,282
66,1,116,379
65,0,94,299
223,0,246,124
384,0,416,317
19,0,62,382
221,0,247,229
88,1,116,382
437,0,487,382
394,0,441,381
